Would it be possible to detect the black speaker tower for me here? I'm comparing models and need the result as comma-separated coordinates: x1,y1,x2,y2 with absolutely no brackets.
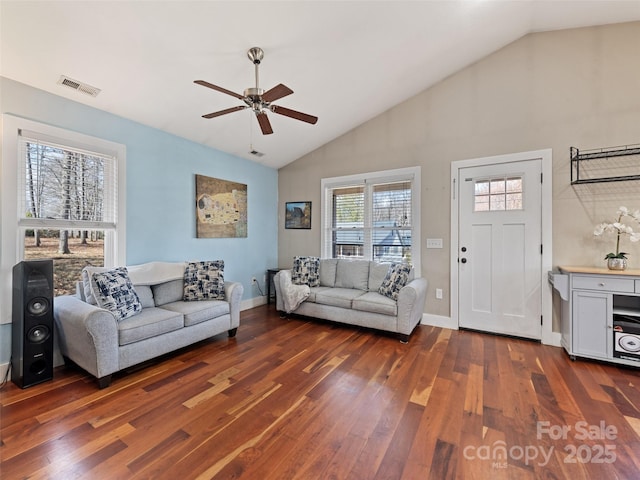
11,259,54,388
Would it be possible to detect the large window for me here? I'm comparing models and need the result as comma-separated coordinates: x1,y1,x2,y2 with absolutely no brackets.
321,167,420,271
1,116,126,320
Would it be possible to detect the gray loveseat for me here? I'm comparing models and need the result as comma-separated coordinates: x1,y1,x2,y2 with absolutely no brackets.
53,261,243,388
273,258,427,342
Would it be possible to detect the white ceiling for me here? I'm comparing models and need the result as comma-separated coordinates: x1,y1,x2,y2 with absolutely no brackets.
2,1,640,169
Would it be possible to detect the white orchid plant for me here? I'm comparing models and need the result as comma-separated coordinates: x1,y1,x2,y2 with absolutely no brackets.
593,206,640,260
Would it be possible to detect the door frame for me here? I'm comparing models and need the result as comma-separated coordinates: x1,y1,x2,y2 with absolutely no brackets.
450,149,560,346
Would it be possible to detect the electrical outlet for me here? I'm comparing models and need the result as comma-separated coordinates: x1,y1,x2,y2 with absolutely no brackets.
251,277,257,284
435,288,443,300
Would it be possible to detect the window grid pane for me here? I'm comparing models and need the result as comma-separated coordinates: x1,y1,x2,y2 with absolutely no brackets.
474,176,523,212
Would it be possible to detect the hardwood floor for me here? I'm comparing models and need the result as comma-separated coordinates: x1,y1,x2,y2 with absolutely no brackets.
2,305,639,479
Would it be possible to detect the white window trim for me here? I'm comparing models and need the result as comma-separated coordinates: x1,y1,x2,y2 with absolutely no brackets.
321,166,421,275
1,115,127,324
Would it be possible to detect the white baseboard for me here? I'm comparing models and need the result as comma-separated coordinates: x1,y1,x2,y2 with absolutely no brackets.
241,296,267,311
542,331,562,347
421,313,457,330
0,362,9,381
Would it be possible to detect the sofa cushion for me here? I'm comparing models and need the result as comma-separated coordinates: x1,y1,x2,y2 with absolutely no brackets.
161,300,230,327
292,256,320,287
183,260,225,301
378,263,412,300
319,259,338,287
306,286,333,303
352,291,398,316
368,262,393,292
334,260,370,290
153,279,184,306
92,267,142,321
118,307,184,346
315,288,366,309
134,285,155,308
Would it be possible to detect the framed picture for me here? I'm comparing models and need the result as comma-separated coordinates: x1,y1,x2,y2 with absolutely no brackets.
285,201,312,229
195,174,247,238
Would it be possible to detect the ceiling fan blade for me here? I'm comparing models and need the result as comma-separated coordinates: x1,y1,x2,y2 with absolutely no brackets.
270,105,318,125
202,105,247,119
262,83,294,103
194,80,244,100
256,112,274,135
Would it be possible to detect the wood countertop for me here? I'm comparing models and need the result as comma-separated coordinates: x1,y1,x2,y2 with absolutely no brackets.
559,265,640,276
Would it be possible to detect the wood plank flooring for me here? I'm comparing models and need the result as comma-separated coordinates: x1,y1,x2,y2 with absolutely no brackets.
2,305,640,479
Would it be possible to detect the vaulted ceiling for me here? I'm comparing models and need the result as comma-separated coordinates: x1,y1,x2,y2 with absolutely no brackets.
2,1,639,169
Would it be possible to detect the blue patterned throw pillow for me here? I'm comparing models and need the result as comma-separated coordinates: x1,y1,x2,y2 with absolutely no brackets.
183,260,225,301
378,263,412,301
291,256,320,287
92,267,142,321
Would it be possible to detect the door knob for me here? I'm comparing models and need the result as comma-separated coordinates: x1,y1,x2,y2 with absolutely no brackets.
461,247,467,252
460,258,467,263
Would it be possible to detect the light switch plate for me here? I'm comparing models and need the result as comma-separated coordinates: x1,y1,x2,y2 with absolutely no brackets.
426,238,443,249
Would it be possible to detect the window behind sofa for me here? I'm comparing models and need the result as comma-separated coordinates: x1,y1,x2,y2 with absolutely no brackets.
15,124,121,295
321,167,420,271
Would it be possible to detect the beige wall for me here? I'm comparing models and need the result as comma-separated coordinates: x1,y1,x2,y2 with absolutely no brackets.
278,21,640,318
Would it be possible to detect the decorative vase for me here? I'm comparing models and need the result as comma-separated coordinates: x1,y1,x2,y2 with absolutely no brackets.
607,257,628,271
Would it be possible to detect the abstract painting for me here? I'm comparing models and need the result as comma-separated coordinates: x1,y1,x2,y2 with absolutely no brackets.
195,174,247,238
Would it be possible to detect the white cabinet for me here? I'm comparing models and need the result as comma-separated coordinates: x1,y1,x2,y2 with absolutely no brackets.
571,290,611,360
552,266,640,368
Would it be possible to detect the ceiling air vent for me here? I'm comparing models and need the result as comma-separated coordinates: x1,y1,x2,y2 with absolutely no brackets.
57,75,101,97
250,149,265,157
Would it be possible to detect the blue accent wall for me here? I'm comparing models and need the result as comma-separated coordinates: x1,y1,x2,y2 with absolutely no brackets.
0,77,278,364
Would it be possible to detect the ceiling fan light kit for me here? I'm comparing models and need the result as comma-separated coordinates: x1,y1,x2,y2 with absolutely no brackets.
195,47,317,135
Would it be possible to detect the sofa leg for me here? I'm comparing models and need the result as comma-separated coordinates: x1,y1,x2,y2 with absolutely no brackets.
62,355,76,367
398,333,410,344
228,327,238,338
97,375,112,389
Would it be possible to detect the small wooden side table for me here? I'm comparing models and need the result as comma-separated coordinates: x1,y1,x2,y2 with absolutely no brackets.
266,268,281,305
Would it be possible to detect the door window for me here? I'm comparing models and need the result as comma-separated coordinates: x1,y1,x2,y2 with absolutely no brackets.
474,176,523,212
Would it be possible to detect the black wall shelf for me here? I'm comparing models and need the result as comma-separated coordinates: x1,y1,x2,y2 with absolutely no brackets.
571,144,640,184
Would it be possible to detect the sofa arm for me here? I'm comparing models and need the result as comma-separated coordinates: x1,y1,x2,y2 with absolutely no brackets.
224,281,244,329
396,277,428,336
53,295,119,380
273,270,290,312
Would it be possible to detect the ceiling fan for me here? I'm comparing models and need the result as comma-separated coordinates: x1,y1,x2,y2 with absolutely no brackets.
195,47,318,135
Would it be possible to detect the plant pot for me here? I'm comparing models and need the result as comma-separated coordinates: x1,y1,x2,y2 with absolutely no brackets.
607,257,628,271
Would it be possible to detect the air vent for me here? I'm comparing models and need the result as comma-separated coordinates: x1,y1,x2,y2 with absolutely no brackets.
250,149,265,157
57,75,101,97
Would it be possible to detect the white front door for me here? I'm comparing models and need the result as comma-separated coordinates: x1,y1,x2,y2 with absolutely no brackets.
457,159,542,339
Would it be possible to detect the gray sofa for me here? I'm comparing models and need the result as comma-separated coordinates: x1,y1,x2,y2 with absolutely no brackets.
53,261,243,388
273,259,427,342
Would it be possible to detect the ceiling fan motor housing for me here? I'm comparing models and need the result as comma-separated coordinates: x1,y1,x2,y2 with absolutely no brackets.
244,87,264,98
244,87,266,113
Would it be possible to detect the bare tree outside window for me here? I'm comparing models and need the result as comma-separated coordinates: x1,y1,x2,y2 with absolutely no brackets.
22,140,108,295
